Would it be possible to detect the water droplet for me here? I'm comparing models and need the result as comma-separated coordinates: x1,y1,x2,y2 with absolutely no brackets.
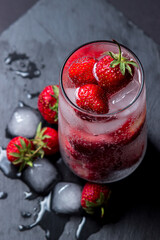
45,229,50,239
27,92,40,99
0,192,8,199
76,217,86,239
18,101,24,107
19,192,52,231
24,191,38,200
5,52,41,79
21,211,32,218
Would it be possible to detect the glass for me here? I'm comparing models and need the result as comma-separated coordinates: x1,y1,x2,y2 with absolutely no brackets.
58,41,147,183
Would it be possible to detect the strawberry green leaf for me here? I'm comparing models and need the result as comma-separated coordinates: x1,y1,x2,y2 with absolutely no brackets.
86,200,98,208
14,144,22,151
36,122,42,136
19,162,26,172
39,127,47,138
20,138,27,149
39,149,45,158
9,152,21,157
85,192,105,209
54,113,58,122
41,135,51,140
110,60,120,68
105,40,138,76
83,207,95,215
27,161,33,167
96,192,105,205
106,51,118,59
52,85,59,99
27,141,32,150
13,158,23,164
126,64,132,76
50,102,58,112
120,62,126,75
125,60,138,67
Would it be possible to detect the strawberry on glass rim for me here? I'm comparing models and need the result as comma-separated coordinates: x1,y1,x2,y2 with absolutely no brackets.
95,40,138,94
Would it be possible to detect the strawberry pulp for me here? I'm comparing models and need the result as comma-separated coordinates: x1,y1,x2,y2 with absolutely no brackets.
59,41,147,183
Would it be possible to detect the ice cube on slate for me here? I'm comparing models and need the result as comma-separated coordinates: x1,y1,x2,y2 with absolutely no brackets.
22,158,58,194
7,106,41,138
0,148,18,178
52,182,82,214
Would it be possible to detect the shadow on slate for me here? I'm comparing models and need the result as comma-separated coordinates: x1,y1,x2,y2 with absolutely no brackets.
110,138,160,216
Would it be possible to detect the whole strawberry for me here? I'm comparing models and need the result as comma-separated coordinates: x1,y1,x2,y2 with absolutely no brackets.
33,122,59,156
76,84,109,114
81,182,111,217
38,85,59,124
95,40,137,94
69,57,97,87
6,136,35,171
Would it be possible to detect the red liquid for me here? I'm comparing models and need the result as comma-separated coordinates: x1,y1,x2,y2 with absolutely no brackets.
59,41,147,183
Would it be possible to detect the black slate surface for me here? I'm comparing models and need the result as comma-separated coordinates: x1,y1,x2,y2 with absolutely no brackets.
0,0,160,239
108,0,160,46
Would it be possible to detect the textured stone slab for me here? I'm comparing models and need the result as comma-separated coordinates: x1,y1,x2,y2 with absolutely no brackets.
0,0,160,239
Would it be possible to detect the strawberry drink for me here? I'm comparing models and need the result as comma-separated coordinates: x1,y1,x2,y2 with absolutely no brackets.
59,40,147,183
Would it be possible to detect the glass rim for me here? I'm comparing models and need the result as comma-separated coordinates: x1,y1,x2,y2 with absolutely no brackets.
60,40,145,117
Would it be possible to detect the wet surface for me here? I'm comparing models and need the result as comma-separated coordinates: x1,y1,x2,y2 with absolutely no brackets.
5,52,41,79
0,0,160,239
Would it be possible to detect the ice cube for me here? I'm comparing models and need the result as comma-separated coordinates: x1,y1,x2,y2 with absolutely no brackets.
65,88,77,105
52,182,82,214
84,117,127,135
7,106,41,138
59,88,83,127
22,158,59,194
109,80,140,116
0,148,18,178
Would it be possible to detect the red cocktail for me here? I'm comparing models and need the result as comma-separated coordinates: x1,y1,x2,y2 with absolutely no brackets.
59,40,147,183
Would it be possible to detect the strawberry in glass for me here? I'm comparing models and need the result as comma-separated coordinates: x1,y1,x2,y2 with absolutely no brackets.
58,40,147,183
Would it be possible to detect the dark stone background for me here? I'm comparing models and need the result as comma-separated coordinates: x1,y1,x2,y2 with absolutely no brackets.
0,0,160,239
0,0,160,45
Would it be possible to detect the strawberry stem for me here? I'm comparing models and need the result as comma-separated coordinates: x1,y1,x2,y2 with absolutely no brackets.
29,145,43,158
101,207,104,218
112,39,122,62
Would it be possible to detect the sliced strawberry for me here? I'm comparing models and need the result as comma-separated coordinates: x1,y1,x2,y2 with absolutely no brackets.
68,128,113,156
76,84,109,114
111,109,146,145
69,57,97,87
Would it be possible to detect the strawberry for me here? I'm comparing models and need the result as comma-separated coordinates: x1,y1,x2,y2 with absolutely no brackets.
6,136,35,171
38,85,59,124
76,84,109,114
111,110,146,145
33,122,59,156
95,40,138,94
81,182,111,217
69,57,97,87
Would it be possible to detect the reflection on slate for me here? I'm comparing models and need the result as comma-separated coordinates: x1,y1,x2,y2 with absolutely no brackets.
0,0,160,239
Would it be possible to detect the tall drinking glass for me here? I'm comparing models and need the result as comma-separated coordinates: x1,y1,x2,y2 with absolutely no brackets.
58,41,147,183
